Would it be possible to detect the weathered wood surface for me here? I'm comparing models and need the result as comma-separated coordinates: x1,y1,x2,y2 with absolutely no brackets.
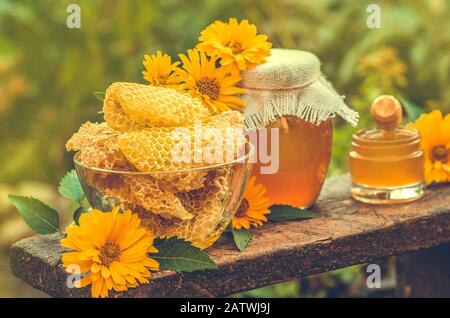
10,174,450,297
396,243,450,297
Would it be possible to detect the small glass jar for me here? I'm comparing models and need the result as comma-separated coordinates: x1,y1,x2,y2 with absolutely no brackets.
252,116,332,208
349,95,425,204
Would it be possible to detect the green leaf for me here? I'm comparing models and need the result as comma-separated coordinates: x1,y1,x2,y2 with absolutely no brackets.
73,206,87,225
267,205,315,222
8,195,60,235
399,96,424,121
151,237,217,272
232,228,253,252
93,91,105,101
58,169,84,203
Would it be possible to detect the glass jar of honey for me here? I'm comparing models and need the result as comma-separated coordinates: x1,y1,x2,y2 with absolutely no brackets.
252,117,332,208
349,95,425,204
241,49,358,208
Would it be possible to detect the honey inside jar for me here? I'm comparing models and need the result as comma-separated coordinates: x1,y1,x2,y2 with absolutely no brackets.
252,116,332,208
350,128,424,187
349,95,425,204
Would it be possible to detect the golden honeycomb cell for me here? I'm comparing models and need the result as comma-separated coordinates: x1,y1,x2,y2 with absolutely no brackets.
66,121,131,170
117,111,246,173
103,96,146,132
118,127,192,172
155,171,208,193
86,173,192,220
138,169,231,248
103,82,210,131
66,122,117,151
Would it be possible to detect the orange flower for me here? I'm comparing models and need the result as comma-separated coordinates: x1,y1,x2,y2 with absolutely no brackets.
61,207,159,298
232,176,271,229
197,18,272,73
143,50,181,87
176,48,245,113
409,110,450,184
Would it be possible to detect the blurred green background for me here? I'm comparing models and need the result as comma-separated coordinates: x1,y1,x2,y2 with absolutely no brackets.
0,0,449,297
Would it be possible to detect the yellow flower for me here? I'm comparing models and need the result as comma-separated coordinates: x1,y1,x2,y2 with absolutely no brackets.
61,207,159,298
232,176,271,230
176,48,245,113
410,110,450,184
197,18,272,73
143,50,181,87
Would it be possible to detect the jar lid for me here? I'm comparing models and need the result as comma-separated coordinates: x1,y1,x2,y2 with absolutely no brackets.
241,49,321,90
240,48,359,129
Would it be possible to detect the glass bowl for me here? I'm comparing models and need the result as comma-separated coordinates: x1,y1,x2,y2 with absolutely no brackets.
73,145,253,249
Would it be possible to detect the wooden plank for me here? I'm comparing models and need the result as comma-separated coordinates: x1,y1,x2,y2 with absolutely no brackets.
10,174,450,297
396,243,450,297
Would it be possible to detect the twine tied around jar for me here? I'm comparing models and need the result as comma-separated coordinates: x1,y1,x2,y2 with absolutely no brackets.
240,48,359,129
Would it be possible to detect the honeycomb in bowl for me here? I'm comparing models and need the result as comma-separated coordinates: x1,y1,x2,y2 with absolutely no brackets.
68,82,247,249
137,169,231,249
117,110,245,172
104,175,193,220
103,82,210,131
66,121,131,170
116,110,245,192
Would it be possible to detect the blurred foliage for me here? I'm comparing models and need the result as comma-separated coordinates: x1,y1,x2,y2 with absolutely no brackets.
0,0,449,297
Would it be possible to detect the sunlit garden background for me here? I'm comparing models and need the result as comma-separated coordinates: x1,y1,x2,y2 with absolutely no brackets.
0,0,449,297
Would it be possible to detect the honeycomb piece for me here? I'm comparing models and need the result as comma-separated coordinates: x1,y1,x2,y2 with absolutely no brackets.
204,110,244,129
118,127,190,172
83,170,125,197
139,169,231,249
66,121,118,151
103,82,210,131
155,171,208,193
202,111,246,165
66,121,131,170
118,127,208,192
117,111,245,173
103,93,146,132
126,176,192,220
90,174,192,220
76,145,124,170
138,207,191,240
178,170,230,245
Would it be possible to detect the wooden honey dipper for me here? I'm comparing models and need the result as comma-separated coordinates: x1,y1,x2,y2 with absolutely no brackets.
370,95,403,131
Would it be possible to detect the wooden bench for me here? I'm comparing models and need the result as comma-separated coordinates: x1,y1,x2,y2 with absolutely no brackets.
10,174,450,297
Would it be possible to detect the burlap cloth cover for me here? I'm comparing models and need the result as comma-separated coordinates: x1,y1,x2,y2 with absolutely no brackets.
241,48,359,129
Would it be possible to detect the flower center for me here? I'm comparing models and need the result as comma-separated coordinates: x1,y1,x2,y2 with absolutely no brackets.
235,199,249,218
431,145,448,162
99,242,121,267
196,77,221,101
226,41,243,54
157,74,167,84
